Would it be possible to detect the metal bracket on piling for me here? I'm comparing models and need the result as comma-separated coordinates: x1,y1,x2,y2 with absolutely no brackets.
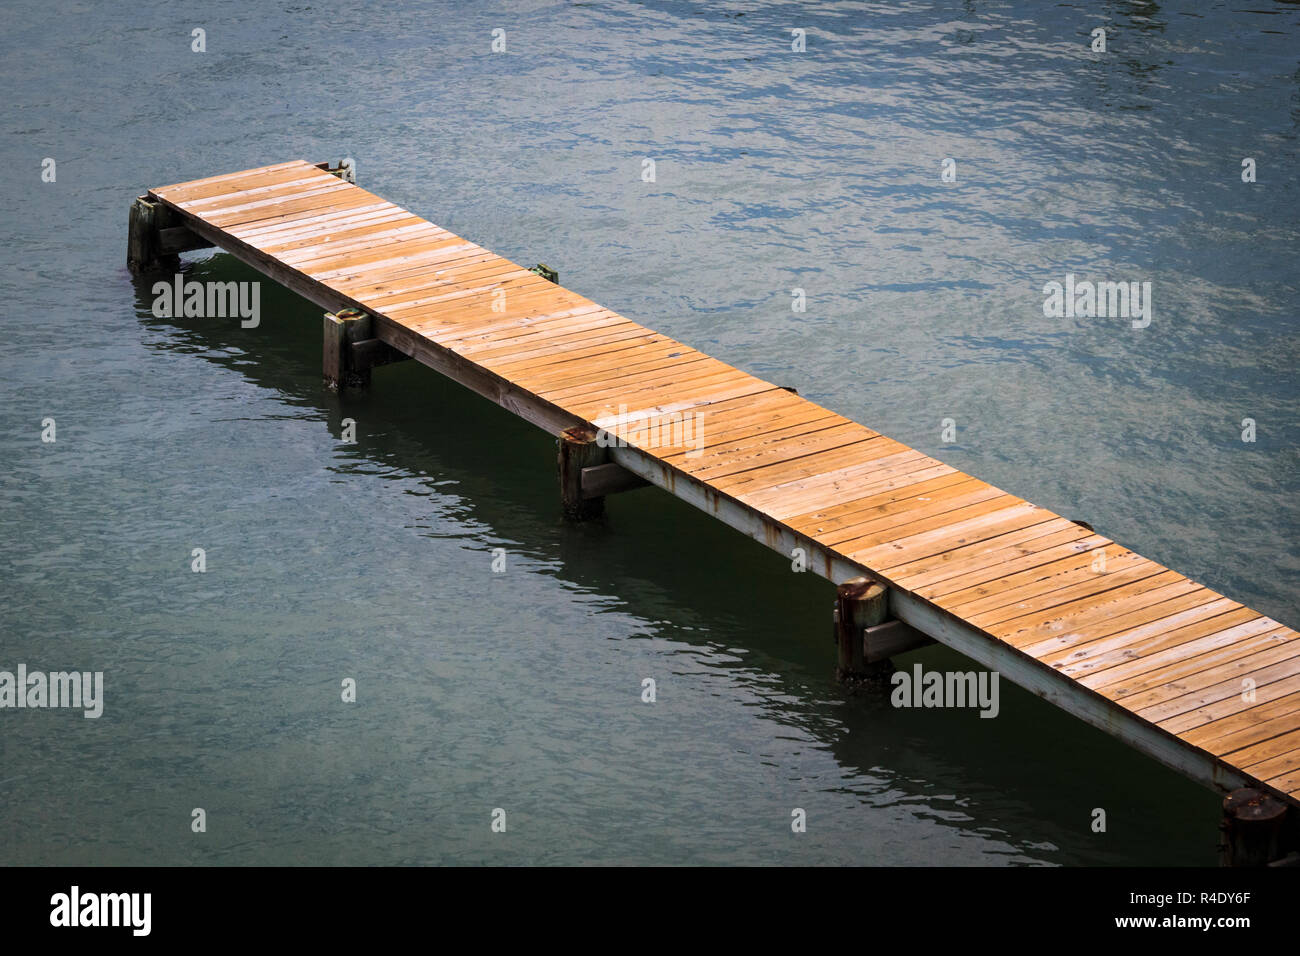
317,157,356,183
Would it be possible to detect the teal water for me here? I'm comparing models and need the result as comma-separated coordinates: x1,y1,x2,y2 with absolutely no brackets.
1,1,1297,865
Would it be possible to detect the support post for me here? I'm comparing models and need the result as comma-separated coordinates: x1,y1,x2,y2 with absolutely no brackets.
580,461,649,499
349,337,411,372
558,426,607,520
835,576,890,684
1220,788,1289,866
323,307,372,389
127,196,180,276
864,618,935,663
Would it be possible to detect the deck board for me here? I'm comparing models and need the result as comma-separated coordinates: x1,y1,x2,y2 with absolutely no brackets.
146,160,1300,808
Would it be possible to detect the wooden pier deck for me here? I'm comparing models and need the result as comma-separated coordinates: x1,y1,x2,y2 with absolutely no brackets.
136,160,1300,827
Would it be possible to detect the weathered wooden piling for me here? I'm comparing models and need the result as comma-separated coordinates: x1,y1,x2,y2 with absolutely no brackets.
126,197,179,275
835,576,891,683
323,307,372,389
558,426,607,520
1220,787,1291,866
128,195,211,274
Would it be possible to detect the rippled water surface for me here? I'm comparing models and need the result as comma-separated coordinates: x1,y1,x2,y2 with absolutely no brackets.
1,1,1297,865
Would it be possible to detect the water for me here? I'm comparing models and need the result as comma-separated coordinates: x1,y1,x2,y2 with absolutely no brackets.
1,0,1296,865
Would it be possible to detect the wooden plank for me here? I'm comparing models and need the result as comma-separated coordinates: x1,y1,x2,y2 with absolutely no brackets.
787,472,981,533
1086,628,1292,698
714,438,916,498
851,503,1056,570
1265,767,1300,796
456,317,640,367
883,521,1098,592
976,566,1190,632
454,310,647,361
539,354,724,403
586,378,784,427
233,205,407,244
1129,644,1300,718
516,345,712,394
360,272,550,324
1016,591,1240,658
741,451,951,514
938,550,1160,620
276,221,446,264
257,213,430,254
1237,734,1300,778
202,182,357,227
567,368,764,422
307,238,487,283
663,406,847,463
913,531,1110,599
1190,697,1300,759
216,194,390,236
671,414,855,473
151,160,319,201
487,330,673,378
157,225,211,255
599,387,820,459
1047,607,1266,678
395,270,556,318
679,423,879,483
1160,673,1300,736
177,174,341,212
817,481,1009,548
1177,689,1300,746
360,260,540,309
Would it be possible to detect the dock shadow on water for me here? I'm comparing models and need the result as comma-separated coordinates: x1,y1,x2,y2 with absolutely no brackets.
104,250,1220,865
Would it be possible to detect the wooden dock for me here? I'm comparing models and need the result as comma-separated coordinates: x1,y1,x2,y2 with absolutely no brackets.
132,160,1300,860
